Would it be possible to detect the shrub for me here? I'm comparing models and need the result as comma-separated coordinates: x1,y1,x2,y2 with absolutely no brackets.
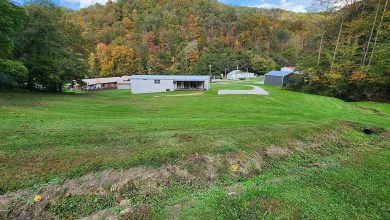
0,59,28,89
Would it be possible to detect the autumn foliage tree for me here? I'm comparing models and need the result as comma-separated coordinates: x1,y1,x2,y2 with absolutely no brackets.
71,0,322,77
287,0,390,101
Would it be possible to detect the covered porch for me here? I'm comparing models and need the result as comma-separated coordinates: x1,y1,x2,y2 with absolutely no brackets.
174,81,205,90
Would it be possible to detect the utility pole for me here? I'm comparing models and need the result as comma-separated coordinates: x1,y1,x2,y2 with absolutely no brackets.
209,65,212,78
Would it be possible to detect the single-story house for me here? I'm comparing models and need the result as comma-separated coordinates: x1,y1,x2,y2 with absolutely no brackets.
227,70,255,80
264,71,294,86
281,66,295,72
130,75,211,94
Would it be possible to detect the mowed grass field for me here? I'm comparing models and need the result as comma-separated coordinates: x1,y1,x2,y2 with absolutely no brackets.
1,80,390,219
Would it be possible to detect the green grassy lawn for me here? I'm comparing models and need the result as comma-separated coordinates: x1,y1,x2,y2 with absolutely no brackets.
0,80,389,218
176,130,390,219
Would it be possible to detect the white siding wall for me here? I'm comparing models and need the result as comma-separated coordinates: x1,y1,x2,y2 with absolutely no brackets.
131,79,174,94
281,67,294,73
227,74,236,80
204,79,210,90
227,73,255,80
246,73,255,78
117,83,130,89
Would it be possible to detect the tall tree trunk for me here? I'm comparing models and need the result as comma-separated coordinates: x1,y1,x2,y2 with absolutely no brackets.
330,18,344,72
368,0,389,66
317,29,325,65
362,0,381,67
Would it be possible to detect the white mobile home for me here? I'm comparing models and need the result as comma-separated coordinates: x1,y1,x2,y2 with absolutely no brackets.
227,70,255,80
130,75,211,94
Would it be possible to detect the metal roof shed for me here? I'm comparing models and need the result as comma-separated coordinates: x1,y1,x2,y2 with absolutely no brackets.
264,71,294,86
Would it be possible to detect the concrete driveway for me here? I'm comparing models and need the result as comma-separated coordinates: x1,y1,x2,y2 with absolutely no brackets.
218,85,269,95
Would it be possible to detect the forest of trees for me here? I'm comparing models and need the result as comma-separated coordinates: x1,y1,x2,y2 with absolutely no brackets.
1,0,87,91
289,0,390,101
75,0,320,77
0,0,389,101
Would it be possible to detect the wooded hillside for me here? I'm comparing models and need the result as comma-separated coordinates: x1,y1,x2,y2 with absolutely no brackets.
72,0,321,77
1,0,389,100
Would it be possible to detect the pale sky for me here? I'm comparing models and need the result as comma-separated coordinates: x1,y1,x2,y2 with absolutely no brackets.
219,0,312,12
13,0,312,12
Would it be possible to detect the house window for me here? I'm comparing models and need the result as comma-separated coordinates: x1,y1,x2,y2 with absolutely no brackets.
154,80,160,84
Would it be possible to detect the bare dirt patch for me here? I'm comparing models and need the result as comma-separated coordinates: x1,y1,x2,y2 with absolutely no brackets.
226,184,245,196
338,120,386,135
258,198,281,213
265,146,292,158
357,106,386,116
172,133,193,141
380,132,390,140
226,153,264,176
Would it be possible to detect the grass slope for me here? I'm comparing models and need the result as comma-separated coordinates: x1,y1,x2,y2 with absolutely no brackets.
0,80,389,215
176,130,390,219
0,81,388,191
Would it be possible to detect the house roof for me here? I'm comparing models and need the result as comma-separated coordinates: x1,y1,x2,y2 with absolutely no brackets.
227,70,255,76
130,75,210,81
117,75,130,83
265,71,293,77
82,77,119,85
82,76,130,85
227,70,241,75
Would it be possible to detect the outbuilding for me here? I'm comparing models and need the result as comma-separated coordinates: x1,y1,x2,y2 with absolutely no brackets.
82,77,120,90
82,76,131,90
117,76,131,89
264,71,294,86
227,70,255,80
130,75,211,94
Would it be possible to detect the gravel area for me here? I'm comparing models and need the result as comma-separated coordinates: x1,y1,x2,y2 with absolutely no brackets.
218,85,269,95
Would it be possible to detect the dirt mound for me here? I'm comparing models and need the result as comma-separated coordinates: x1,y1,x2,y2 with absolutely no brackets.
0,152,265,219
1,125,361,219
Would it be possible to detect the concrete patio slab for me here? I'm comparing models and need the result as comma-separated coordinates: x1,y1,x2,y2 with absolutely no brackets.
218,85,269,95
